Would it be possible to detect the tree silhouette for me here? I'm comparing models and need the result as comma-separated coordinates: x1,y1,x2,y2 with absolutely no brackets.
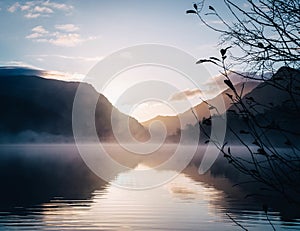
187,0,300,211
187,0,300,75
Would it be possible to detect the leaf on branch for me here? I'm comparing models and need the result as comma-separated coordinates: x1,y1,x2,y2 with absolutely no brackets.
220,46,232,57
196,59,218,65
196,59,209,64
252,140,259,146
258,42,264,48
209,5,215,11
208,105,215,110
204,140,210,144
186,10,197,14
220,49,226,57
193,3,198,10
209,56,221,62
228,146,231,155
224,79,236,91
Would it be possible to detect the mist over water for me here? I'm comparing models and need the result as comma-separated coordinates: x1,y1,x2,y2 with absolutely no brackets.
0,144,299,230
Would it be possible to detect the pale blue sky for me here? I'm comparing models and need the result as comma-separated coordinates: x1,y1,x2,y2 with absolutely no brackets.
0,0,244,121
0,0,227,74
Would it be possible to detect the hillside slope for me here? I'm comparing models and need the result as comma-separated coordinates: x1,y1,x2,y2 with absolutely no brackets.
0,67,149,143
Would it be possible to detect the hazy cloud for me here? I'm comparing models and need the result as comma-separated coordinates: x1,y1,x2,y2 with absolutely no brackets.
20,4,31,11
48,33,82,47
7,1,73,18
26,33,43,39
42,1,73,11
32,26,49,34
33,6,53,14
24,12,41,18
203,72,245,90
55,24,79,32
202,72,267,98
170,89,202,101
26,26,49,39
26,25,97,47
7,2,20,13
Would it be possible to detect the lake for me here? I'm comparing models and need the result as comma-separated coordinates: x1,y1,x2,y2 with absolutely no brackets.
0,144,299,230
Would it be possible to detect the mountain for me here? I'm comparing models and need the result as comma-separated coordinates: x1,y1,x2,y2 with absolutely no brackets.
142,80,260,135
0,67,149,143
225,66,300,145
228,66,300,114
174,66,300,146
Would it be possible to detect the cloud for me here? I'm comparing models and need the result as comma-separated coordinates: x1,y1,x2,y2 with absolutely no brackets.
32,26,49,34
24,12,41,18
7,1,73,18
201,71,267,98
51,34,97,47
42,1,73,11
203,72,245,91
7,2,20,13
20,4,31,11
48,33,82,47
26,25,97,47
26,26,49,39
55,24,79,32
26,33,43,39
169,89,202,101
33,6,53,13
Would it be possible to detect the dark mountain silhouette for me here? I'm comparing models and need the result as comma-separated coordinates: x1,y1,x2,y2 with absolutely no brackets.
228,66,300,114
225,66,300,146
0,67,149,143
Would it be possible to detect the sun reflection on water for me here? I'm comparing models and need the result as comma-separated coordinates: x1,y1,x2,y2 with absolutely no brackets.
33,168,237,231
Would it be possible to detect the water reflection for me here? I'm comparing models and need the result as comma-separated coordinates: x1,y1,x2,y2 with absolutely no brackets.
0,144,299,230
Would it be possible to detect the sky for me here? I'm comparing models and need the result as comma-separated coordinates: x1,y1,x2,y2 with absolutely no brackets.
0,0,245,121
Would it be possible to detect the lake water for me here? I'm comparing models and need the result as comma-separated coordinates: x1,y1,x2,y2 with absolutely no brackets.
0,144,299,230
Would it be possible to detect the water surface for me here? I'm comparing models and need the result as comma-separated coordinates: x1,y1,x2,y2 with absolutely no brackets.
0,144,299,230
